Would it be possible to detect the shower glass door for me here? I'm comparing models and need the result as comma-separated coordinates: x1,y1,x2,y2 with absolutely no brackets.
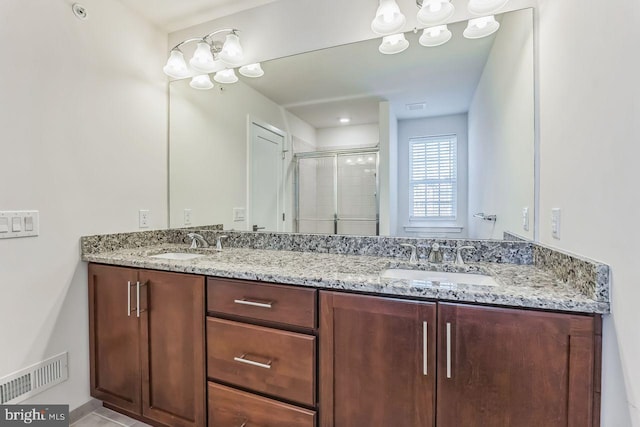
295,150,379,236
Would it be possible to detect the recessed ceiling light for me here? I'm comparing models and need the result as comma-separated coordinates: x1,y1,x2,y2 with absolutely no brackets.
339,118,351,124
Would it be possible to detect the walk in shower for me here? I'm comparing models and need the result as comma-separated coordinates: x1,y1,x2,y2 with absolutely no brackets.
295,149,379,236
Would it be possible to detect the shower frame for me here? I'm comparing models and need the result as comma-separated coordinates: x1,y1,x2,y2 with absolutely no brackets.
294,147,380,236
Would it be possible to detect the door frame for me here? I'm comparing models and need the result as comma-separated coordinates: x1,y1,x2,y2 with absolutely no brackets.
246,116,288,232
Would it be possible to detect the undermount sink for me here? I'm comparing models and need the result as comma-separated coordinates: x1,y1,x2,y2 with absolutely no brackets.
149,252,204,261
381,269,499,287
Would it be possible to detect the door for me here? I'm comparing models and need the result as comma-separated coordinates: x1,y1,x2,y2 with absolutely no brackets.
336,153,378,235
437,303,597,427
250,121,285,232
89,264,141,413
320,292,436,427
297,156,336,234
295,151,379,235
140,270,206,427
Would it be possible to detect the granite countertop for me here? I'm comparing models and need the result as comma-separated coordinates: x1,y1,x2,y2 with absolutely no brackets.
82,243,609,314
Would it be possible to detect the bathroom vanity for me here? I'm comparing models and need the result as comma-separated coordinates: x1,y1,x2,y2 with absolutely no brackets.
83,230,608,427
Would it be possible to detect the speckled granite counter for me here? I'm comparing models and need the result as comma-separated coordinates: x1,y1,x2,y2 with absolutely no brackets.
82,243,609,314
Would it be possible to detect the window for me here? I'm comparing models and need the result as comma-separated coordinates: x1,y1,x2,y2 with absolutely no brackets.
409,135,457,220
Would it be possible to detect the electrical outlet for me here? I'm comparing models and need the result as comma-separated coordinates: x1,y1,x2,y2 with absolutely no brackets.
233,207,245,222
139,210,150,228
184,209,192,226
522,207,529,232
551,208,561,239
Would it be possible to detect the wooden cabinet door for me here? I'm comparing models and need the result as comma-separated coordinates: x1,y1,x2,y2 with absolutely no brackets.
320,291,436,427
139,270,206,427
437,303,598,427
89,264,141,413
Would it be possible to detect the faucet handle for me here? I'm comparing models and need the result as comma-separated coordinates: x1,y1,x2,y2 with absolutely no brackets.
399,243,418,263
187,233,201,249
455,245,475,265
216,235,229,251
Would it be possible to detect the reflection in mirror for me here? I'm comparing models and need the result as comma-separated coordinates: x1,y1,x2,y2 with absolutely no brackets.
169,8,534,241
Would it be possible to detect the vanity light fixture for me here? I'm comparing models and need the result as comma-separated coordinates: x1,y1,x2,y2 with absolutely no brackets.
163,50,190,79
189,42,218,73
467,0,509,15
416,0,455,26
219,32,244,67
419,25,452,47
463,15,500,39
190,74,214,90
371,0,406,35
379,33,410,54
214,68,239,84
239,63,264,78
163,28,260,90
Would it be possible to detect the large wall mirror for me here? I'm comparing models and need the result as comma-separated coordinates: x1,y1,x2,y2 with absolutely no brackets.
169,8,534,240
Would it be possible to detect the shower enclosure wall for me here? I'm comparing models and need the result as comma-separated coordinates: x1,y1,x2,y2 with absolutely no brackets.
295,149,379,236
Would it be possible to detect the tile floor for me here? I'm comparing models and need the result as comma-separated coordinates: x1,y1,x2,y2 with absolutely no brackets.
71,406,151,427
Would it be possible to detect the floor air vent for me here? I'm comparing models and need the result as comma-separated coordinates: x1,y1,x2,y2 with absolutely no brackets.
0,352,68,404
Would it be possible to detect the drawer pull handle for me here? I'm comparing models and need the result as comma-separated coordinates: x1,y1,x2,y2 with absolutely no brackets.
127,281,132,317
234,354,272,369
234,298,273,309
446,322,452,379
423,321,428,376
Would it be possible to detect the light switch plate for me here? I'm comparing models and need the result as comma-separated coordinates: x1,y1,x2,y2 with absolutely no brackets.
139,210,150,228
522,207,529,232
0,211,39,239
233,207,245,222
551,208,561,239
184,209,192,226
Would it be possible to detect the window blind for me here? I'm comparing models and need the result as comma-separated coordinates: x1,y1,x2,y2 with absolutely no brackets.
409,135,457,220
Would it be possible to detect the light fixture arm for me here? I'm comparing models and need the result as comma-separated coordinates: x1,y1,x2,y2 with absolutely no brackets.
169,28,239,52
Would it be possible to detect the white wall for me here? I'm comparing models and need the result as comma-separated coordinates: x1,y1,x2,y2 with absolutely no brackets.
0,0,168,410
170,79,283,230
169,79,315,231
315,123,379,151
396,114,469,238
537,0,640,425
468,9,535,240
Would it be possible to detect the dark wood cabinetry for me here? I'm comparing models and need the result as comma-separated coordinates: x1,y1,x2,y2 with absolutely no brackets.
436,303,600,427
319,292,437,427
206,277,318,426
89,264,205,427
89,264,141,413
319,292,601,427
91,265,601,427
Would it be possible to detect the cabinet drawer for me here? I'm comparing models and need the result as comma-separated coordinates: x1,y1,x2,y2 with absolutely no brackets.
208,382,316,427
207,278,317,329
207,317,316,406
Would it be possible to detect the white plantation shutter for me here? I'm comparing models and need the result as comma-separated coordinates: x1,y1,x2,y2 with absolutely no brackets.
409,135,457,220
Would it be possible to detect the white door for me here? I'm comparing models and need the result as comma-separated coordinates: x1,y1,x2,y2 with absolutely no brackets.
249,121,285,232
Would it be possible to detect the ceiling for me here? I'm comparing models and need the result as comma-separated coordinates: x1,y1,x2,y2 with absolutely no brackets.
119,0,280,32
241,18,497,129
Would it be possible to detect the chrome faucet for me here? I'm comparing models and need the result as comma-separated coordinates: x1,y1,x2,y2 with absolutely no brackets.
428,243,444,263
400,243,418,264
455,246,475,266
215,235,229,251
187,233,210,249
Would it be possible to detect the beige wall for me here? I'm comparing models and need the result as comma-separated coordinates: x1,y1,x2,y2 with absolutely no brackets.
0,0,168,409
